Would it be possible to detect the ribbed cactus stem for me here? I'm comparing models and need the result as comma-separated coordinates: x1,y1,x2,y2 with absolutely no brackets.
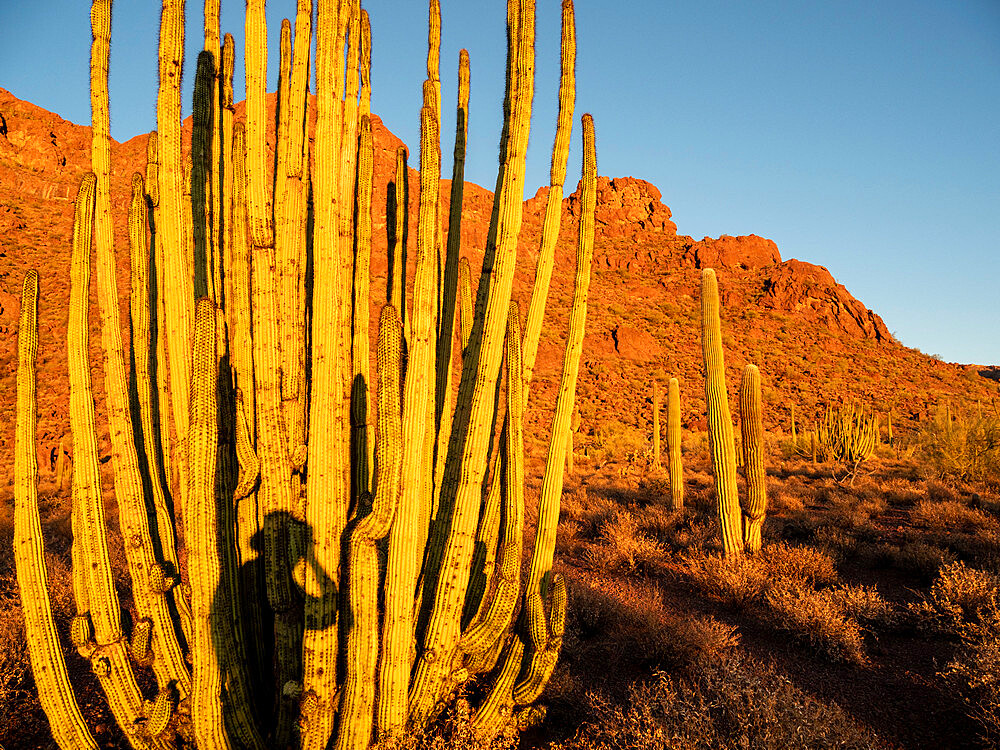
303,2,354,740
458,303,525,665
186,297,231,750
652,379,661,469
471,639,525,733
336,306,402,750
191,50,215,300
525,111,596,600
701,268,744,558
128,171,187,654
69,171,151,748
522,0,576,396
379,103,441,737
94,0,189,695
666,377,684,510
739,364,767,553
408,0,537,724
433,48,471,498
389,146,409,346
351,114,375,504
242,115,300,746
458,256,474,352
157,0,193,495
15,269,100,750
244,0,271,248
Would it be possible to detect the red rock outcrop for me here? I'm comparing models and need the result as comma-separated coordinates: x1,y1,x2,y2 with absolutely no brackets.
687,234,781,270
759,259,891,341
568,176,677,239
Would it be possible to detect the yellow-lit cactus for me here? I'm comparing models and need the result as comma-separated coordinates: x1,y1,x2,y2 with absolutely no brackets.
16,0,595,748
700,268,744,558
666,377,684,510
739,364,767,552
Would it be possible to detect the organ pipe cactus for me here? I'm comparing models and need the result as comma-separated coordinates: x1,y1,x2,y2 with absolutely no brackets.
14,0,596,748
818,403,879,464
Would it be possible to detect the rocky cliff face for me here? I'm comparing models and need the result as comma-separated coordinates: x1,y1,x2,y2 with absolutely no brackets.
0,87,994,480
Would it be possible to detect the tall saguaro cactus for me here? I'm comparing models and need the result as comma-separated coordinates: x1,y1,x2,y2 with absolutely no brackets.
15,0,596,748
739,364,767,552
700,268,744,558
666,377,684,511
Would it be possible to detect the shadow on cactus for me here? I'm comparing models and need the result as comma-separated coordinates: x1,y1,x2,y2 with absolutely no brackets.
13,0,596,748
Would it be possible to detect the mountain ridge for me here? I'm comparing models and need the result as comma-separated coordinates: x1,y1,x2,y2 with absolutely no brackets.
1,86,996,480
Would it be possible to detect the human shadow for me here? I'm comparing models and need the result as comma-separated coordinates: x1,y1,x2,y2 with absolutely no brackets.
211,509,339,743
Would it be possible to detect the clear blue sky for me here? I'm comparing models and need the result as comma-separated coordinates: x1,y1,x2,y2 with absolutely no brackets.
1,1,998,365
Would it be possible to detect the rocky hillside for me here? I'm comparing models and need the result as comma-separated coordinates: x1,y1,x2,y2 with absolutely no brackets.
1,86,997,482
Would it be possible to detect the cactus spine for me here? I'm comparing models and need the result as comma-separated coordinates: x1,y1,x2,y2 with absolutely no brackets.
700,268,744,558
666,377,684,510
739,364,767,552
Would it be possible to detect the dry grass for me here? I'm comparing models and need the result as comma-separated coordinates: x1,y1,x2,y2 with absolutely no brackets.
943,609,1000,745
677,544,875,665
585,510,665,574
911,560,1000,634
0,573,29,710
911,499,997,533
764,581,867,664
551,654,884,750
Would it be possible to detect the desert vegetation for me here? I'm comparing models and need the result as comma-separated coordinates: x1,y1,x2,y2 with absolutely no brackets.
2,1,1000,749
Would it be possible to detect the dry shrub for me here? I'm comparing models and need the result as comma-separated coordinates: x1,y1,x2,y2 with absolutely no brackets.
825,488,886,529
828,584,894,627
911,499,997,533
679,554,769,608
882,479,923,506
926,479,960,503
912,411,1000,485
563,493,624,540
768,485,806,513
943,610,1000,745
586,511,664,574
556,519,586,558
0,574,29,710
944,529,1000,573
665,516,718,553
813,525,858,561
553,654,883,750
764,580,867,664
634,504,684,542
910,561,1000,636
885,540,956,580
760,543,838,586
567,578,738,669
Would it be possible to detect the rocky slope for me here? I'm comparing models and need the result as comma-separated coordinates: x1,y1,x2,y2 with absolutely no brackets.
1,86,997,482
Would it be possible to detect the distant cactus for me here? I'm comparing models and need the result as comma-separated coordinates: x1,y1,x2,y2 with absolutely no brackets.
652,379,662,469
739,365,767,552
666,377,684,511
700,268,744,558
818,403,879,464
